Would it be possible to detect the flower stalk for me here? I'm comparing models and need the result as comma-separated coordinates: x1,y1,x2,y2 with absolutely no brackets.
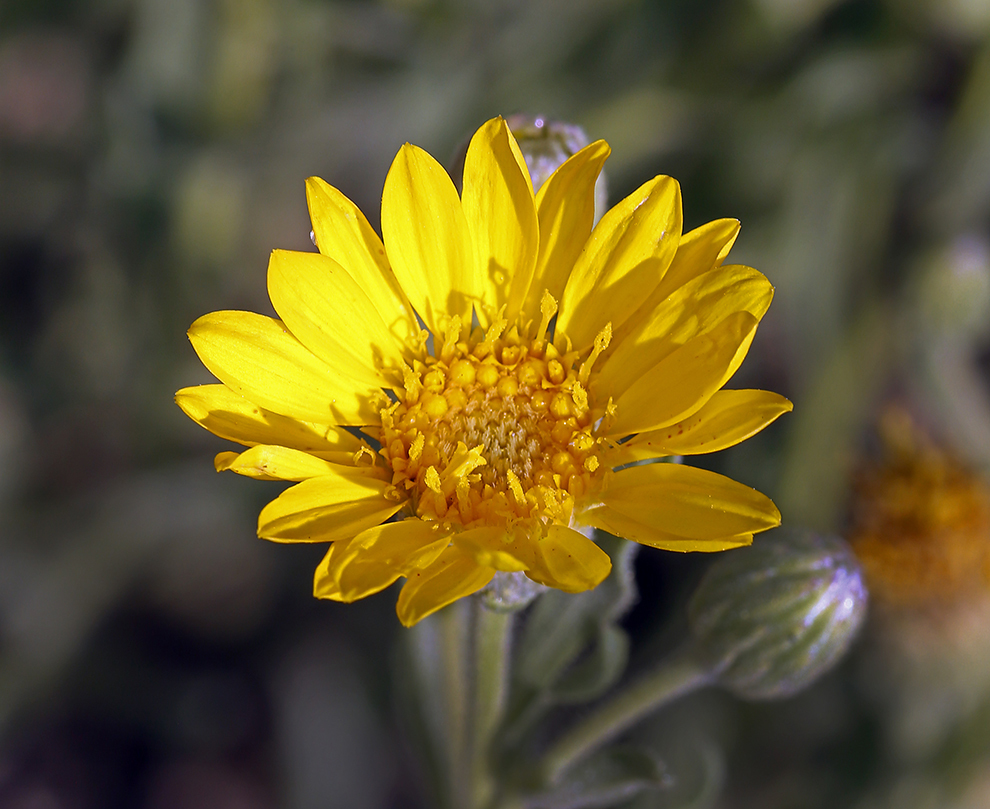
470,604,514,809
537,646,713,785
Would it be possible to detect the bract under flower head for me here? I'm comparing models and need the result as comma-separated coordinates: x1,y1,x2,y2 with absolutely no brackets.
176,116,789,626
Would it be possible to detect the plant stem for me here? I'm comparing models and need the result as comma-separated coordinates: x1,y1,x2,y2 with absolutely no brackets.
438,600,471,808
538,646,714,784
470,605,514,809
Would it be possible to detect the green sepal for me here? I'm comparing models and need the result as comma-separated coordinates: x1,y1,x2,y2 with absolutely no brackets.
515,532,637,691
500,533,638,751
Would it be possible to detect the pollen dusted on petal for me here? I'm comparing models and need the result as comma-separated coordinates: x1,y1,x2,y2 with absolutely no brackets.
380,295,609,530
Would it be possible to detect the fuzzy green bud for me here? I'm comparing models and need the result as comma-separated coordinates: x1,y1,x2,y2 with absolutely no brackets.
687,530,867,700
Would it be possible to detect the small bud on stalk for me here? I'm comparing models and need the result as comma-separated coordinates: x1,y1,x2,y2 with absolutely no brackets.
688,529,868,700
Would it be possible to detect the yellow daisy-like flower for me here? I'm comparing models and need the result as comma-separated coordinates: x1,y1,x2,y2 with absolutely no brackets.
176,117,790,626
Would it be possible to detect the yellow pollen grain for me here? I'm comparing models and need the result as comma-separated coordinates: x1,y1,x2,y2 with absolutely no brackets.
408,433,425,461
584,456,600,472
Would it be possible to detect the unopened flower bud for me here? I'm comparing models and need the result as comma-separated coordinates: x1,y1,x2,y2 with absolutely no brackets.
687,530,867,700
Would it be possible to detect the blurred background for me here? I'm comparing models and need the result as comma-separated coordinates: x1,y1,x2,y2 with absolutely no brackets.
2,0,990,806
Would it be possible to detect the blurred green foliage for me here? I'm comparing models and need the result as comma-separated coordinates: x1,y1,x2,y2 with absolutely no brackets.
2,0,990,806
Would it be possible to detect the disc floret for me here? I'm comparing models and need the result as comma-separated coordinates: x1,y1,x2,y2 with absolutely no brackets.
380,299,610,533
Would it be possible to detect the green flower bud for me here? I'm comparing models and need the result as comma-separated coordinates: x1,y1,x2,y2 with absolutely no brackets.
687,529,867,700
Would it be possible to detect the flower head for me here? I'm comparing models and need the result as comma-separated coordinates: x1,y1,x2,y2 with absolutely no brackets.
176,117,789,626
850,407,990,610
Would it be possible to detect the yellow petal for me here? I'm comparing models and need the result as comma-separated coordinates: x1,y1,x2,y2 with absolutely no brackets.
257,470,402,542
453,526,531,572
215,444,385,481
461,117,539,326
583,505,754,552
557,175,682,351
598,462,781,540
526,525,612,593
306,177,420,346
615,390,793,462
596,266,773,399
519,140,610,328
267,249,407,387
188,311,380,426
651,217,740,301
607,311,758,436
396,546,495,627
313,520,450,602
175,384,362,453
381,143,473,334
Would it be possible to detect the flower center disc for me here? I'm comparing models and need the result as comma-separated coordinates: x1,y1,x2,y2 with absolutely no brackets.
380,314,606,531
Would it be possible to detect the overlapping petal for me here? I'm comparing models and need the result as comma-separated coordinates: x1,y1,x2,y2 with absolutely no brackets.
596,462,780,541
527,525,612,593
606,311,759,436
268,249,411,386
258,470,403,542
306,177,420,347
175,384,361,453
610,390,794,463
595,266,773,399
584,504,754,552
519,140,610,326
314,521,450,602
382,143,474,334
557,175,682,351
651,217,740,300
461,117,539,325
188,311,381,425
453,526,532,572
396,546,495,627
612,217,742,349
215,444,384,481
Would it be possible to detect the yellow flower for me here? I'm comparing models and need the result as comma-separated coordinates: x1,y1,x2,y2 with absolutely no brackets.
850,407,990,610
176,117,789,626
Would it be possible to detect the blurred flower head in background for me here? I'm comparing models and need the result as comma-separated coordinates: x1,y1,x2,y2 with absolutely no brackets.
849,406,990,611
